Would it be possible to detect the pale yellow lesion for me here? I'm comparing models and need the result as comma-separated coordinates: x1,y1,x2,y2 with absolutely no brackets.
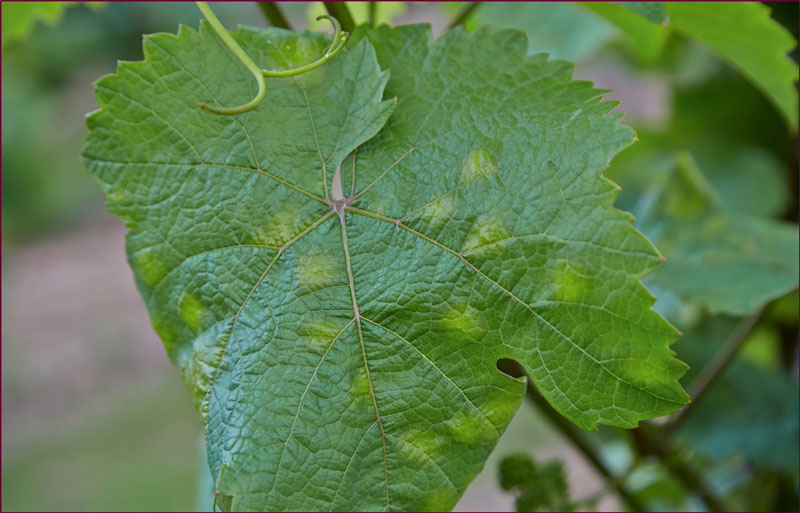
482,385,524,428
295,252,340,291
417,194,456,230
349,366,372,398
179,293,205,333
133,247,169,288
551,261,593,302
459,148,497,183
252,209,298,247
445,409,496,447
443,301,486,339
462,213,511,253
398,148,498,224
300,319,345,352
424,487,461,512
396,427,444,462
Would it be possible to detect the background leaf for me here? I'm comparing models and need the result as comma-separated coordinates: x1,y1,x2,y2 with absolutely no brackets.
613,152,799,315
1,1,104,47
582,2,669,61
466,2,616,61
498,453,573,511
613,2,669,25
674,316,799,472
666,2,799,130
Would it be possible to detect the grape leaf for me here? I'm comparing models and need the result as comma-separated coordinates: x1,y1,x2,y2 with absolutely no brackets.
83,22,688,511
581,2,669,61
628,153,799,315
613,2,669,25
666,2,799,131
1,1,104,47
609,132,792,219
466,2,616,62
685,140,791,219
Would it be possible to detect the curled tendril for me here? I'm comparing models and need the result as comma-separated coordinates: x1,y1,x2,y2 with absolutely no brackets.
195,3,349,115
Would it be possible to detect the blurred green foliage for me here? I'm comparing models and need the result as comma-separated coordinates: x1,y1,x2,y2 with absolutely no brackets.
499,453,573,512
675,315,799,472
1,2,105,47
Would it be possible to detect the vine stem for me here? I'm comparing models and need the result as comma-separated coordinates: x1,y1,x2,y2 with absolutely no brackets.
324,2,355,32
497,360,646,511
630,423,727,511
667,307,766,432
446,2,481,30
256,1,292,30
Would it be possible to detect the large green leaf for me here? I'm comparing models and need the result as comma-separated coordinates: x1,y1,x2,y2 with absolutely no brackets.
666,2,799,131
626,153,799,315
83,22,688,511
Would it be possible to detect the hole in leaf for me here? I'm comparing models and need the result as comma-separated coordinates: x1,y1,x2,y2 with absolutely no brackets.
496,357,526,380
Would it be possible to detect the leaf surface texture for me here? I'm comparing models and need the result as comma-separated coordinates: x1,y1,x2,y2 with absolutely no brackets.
83,23,688,511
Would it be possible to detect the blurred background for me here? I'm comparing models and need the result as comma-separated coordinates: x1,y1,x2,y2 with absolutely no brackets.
2,2,797,511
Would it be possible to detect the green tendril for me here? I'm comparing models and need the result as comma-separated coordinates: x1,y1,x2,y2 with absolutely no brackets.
195,3,348,115
262,16,349,77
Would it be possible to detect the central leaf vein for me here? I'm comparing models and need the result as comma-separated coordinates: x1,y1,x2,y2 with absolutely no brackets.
337,210,390,509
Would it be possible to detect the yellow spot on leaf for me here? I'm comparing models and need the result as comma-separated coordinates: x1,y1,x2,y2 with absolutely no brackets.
399,428,443,462
424,486,459,511
552,261,592,302
350,367,371,398
296,253,339,291
151,316,179,354
420,193,456,229
462,214,510,252
299,320,341,351
483,386,523,427
253,209,296,246
443,302,485,339
445,409,495,446
179,293,205,333
460,148,497,183
133,248,168,289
